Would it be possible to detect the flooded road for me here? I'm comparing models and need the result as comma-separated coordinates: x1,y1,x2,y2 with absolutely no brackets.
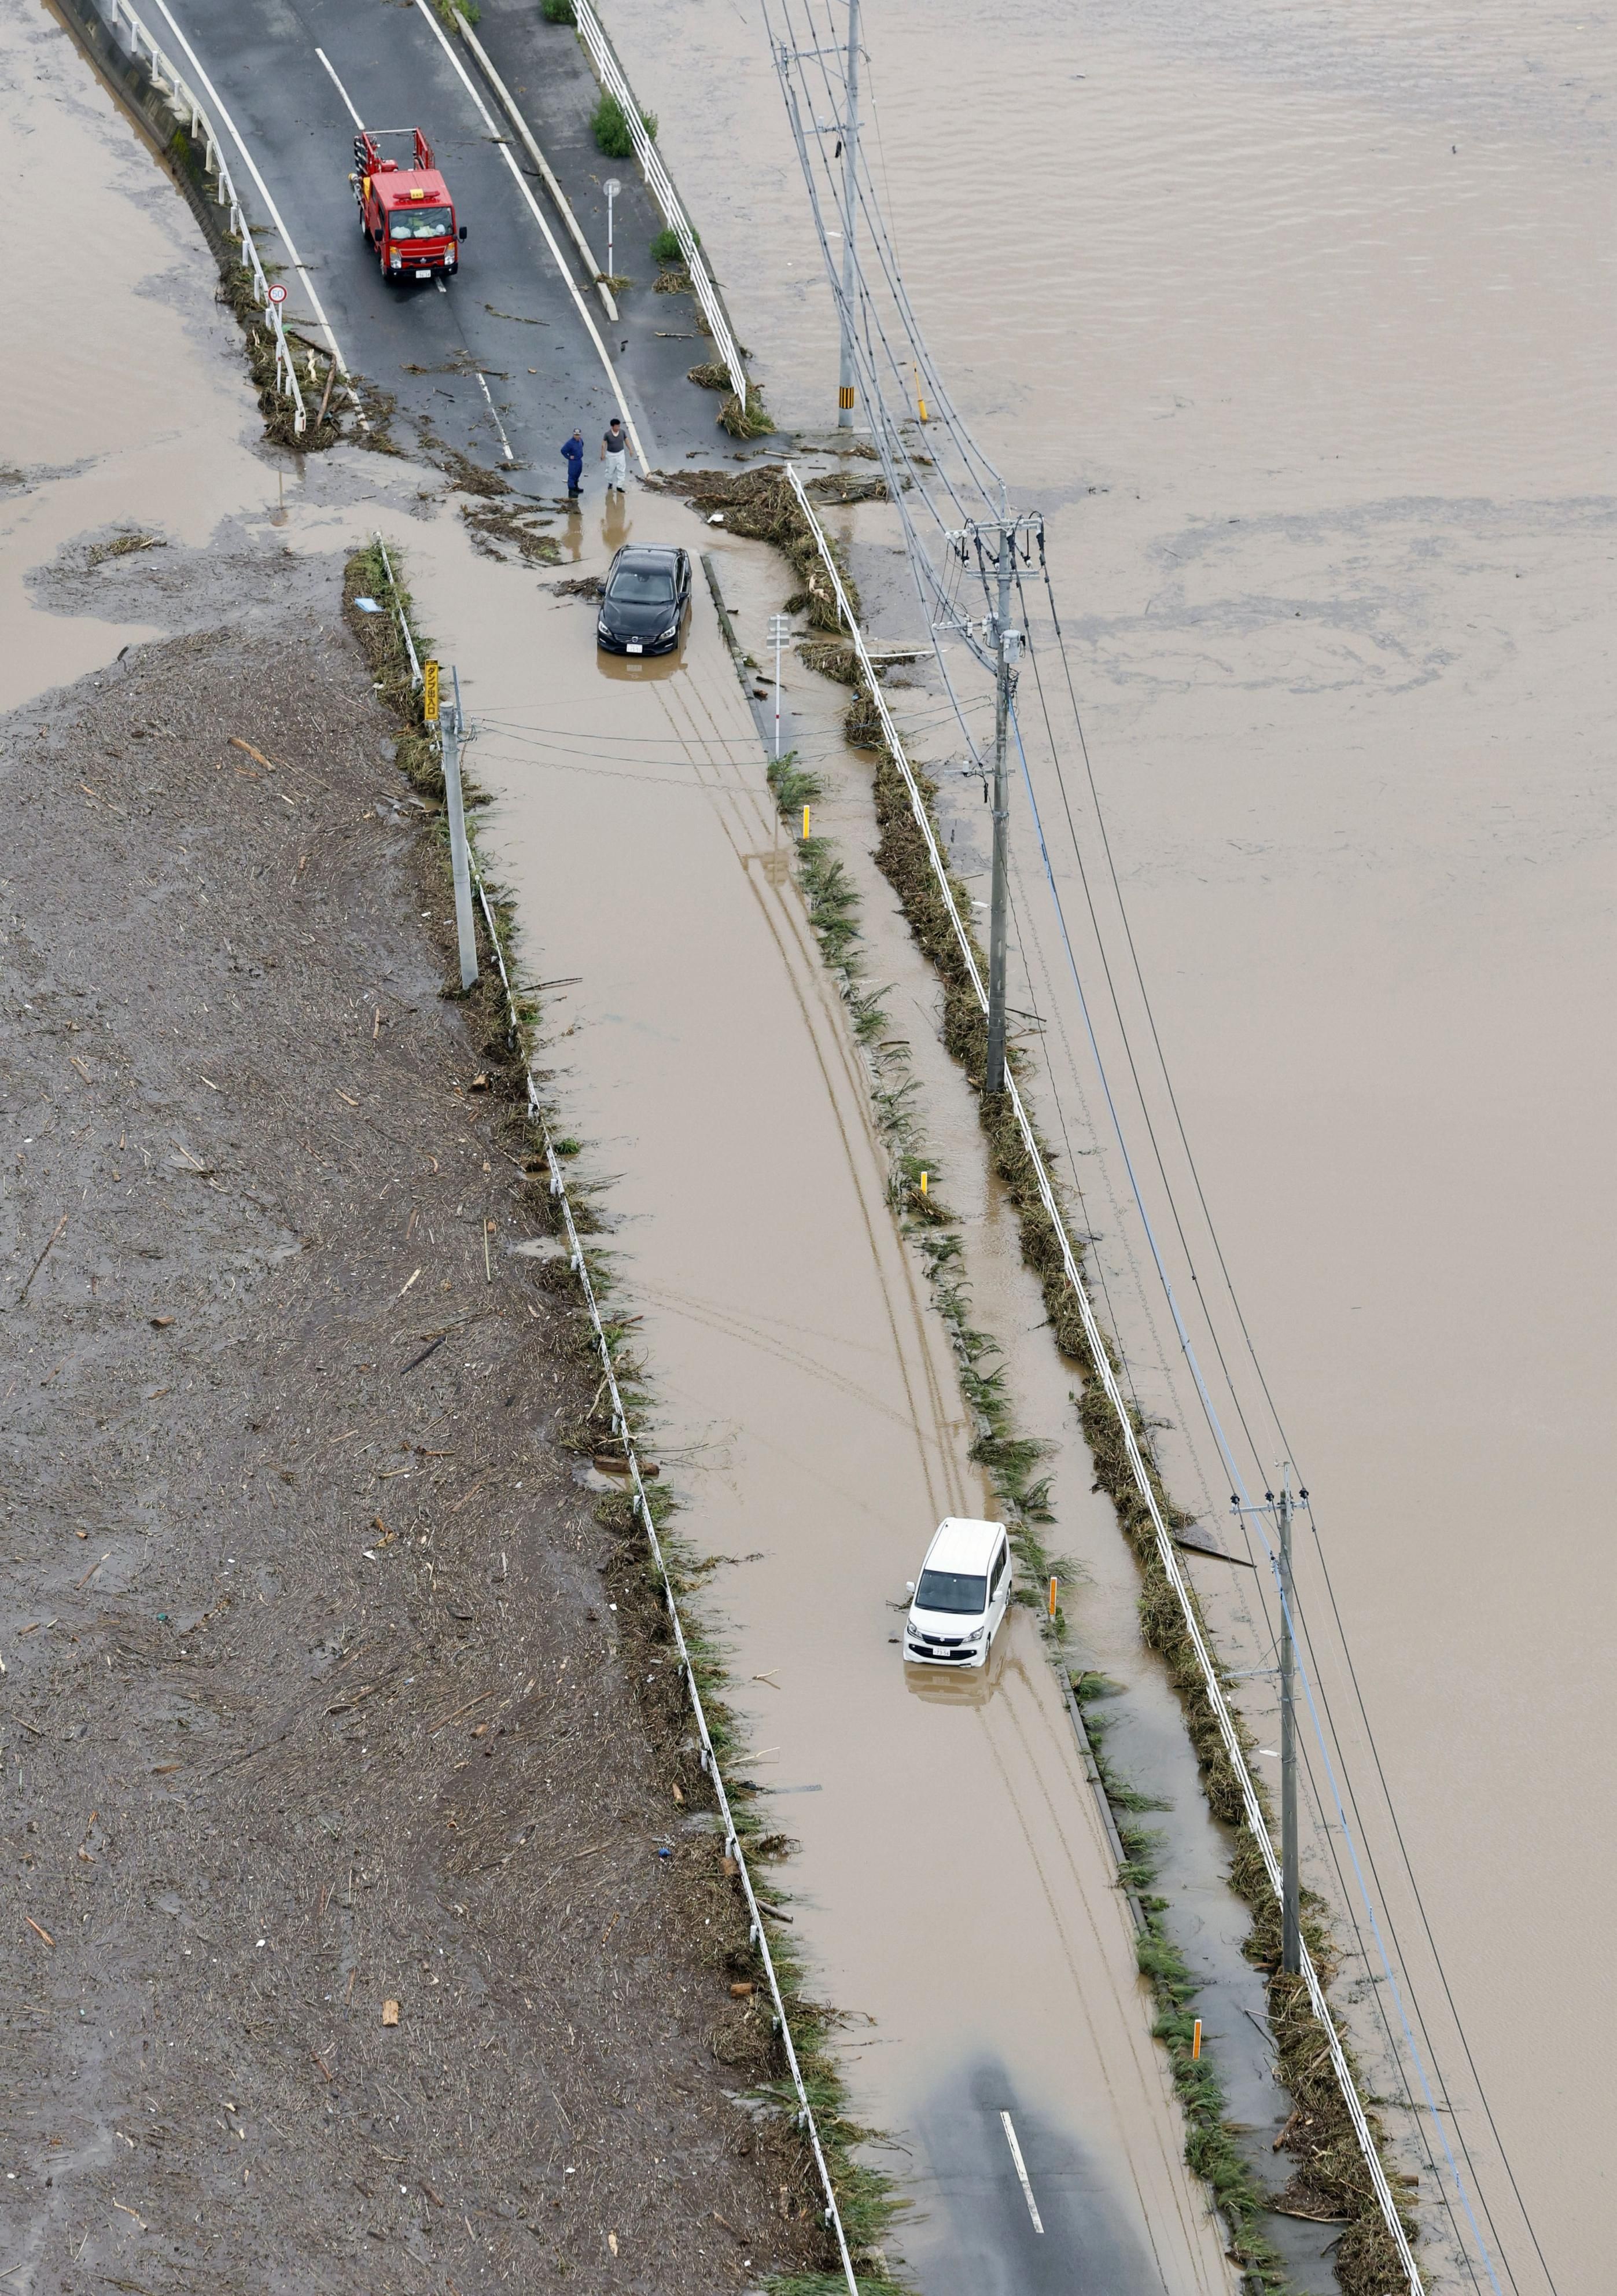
21,0,1612,2278
10,1,1239,2274
607,0,1615,2283
386,501,1235,2291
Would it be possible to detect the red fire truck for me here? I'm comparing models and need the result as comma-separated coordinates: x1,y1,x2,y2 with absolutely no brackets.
350,130,466,284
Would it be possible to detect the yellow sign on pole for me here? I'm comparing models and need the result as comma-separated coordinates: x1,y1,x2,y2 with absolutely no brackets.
423,660,440,726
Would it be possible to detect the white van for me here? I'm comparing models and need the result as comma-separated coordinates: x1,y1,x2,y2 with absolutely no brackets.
903,1517,1013,1668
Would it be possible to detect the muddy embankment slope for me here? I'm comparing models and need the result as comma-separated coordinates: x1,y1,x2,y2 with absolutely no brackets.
0,564,819,2296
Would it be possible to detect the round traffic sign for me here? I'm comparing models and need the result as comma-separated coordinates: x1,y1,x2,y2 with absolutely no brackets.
267,282,288,306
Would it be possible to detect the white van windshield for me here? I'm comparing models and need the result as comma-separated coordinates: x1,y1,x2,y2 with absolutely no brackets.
916,1568,986,1615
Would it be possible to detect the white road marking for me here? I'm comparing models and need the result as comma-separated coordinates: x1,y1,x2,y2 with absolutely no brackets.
315,46,366,131
317,39,509,468
1000,2110,1045,2235
476,370,517,463
410,0,651,473
146,0,354,382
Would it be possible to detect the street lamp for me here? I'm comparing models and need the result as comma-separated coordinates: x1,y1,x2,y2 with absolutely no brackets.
603,177,621,278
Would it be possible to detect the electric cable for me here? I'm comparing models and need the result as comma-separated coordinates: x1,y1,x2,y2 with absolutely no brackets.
1015,561,1545,2288
1007,683,1517,2292
765,10,1557,2284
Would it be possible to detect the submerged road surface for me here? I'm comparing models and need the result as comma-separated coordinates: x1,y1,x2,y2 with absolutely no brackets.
70,1,1236,2283
361,505,1234,2292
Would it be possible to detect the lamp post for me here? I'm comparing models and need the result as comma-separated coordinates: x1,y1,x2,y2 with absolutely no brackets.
603,177,620,278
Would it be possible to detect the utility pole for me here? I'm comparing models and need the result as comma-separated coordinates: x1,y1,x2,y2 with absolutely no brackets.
768,612,789,758
942,511,1039,1094
836,0,861,427
983,524,1015,1095
1277,1473,1302,1977
443,666,478,992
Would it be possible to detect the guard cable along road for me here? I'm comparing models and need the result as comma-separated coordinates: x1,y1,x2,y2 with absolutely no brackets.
783,463,1426,2293
146,0,352,391
470,870,861,2296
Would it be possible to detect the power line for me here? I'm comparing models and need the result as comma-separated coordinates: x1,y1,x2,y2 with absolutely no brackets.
765,6,1555,2286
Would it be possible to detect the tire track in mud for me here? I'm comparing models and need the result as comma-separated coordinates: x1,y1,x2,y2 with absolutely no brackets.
650,636,969,1528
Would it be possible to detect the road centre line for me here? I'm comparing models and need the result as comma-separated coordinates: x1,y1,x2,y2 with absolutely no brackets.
410,0,650,473
476,370,517,463
326,43,513,461
1000,2111,1045,2234
146,0,353,379
315,46,366,132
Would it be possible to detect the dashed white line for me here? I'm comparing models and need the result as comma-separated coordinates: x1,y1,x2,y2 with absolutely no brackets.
476,370,516,463
146,0,353,380
1000,2110,1045,2235
409,0,651,473
324,34,509,463
315,46,366,132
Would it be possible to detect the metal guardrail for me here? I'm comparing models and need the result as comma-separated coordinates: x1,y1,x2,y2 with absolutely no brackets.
470,866,861,2296
373,534,423,689
106,0,307,432
571,0,749,404
783,464,1426,2293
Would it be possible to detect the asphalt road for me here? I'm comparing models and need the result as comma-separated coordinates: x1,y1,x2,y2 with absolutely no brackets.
139,0,723,494
70,5,1239,2286
911,2058,1170,2296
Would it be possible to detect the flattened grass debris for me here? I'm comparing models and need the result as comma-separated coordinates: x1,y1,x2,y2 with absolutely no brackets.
87,531,165,569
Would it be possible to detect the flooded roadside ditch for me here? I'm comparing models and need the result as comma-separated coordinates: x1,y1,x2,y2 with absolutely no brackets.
18,0,1607,2284
603,2,1612,2286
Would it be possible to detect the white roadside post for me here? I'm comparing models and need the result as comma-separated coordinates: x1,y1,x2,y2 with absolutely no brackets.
442,666,478,991
768,612,790,759
603,176,620,279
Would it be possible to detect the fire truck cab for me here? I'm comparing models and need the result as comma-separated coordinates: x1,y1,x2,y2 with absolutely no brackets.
351,130,466,284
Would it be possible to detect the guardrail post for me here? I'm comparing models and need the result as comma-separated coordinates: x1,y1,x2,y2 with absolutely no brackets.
443,669,478,993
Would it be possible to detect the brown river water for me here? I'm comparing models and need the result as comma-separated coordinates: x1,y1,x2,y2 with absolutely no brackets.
10,0,1612,2285
607,0,1616,2285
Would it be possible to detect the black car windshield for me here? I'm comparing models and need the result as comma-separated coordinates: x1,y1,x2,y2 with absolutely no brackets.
609,564,676,604
915,1568,986,1615
391,207,452,239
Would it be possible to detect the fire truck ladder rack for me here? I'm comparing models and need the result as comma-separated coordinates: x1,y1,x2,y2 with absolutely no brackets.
355,128,436,174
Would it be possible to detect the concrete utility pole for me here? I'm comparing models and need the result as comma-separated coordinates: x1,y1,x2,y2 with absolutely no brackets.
836,0,861,427
1277,1474,1302,1977
443,667,478,992
983,524,1016,1095
769,612,790,759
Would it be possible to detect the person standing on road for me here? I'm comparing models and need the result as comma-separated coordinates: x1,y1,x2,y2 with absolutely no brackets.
561,428,584,499
601,414,628,493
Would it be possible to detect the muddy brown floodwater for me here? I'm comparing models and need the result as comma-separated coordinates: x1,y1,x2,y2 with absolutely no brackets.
607,0,1617,2284
391,502,1237,2290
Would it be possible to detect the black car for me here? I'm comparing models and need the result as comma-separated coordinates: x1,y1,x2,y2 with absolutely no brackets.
596,546,692,656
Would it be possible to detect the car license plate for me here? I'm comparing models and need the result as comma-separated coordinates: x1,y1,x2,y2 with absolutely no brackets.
627,641,643,654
